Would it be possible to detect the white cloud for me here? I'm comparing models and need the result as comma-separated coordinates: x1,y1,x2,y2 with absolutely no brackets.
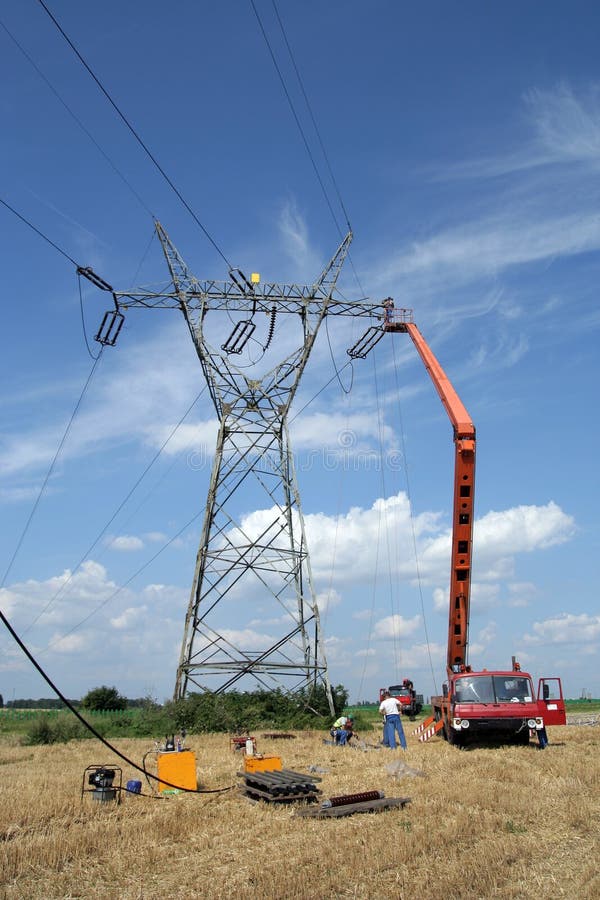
380,212,600,291
527,83,600,165
523,613,600,645
0,320,205,480
422,502,574,584
372,614,421,641
47,632,90,654
386,641,446,672
316,588,342,615
435,83,600,179
469,622,497,657
277,198,322,275
108,535,144,552
352,609,375,621
290,410,395,455
110,606,147,629
218,628,279,652
507,582,537,608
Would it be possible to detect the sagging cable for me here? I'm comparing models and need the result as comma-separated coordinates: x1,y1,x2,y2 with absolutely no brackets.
0,605,234,795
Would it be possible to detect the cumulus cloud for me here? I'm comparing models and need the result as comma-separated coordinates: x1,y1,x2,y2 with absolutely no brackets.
422,502,574,584
108,535,144,552
0,560,185,688
316,588,342,615
523,613,600,645
110,606,147,629
372,614,422,641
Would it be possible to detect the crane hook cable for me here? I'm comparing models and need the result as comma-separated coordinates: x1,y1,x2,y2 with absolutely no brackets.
36,0,232,269
0,606,234,794
390,335,438,696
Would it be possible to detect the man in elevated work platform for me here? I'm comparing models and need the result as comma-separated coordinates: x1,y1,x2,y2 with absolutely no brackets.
379,691,407,750
383,296,395,324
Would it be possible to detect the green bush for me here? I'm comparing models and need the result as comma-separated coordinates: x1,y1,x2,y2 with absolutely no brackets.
81,686,128,711
24,714,91,745
15,684,350,743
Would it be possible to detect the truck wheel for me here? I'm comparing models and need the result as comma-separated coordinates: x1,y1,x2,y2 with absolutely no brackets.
433,708,448,741
447,727,462,747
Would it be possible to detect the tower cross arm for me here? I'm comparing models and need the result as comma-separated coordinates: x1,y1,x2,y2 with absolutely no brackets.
113,221,410,319
113,287,410,319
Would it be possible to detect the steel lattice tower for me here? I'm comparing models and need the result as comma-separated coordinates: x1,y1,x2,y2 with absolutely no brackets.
117,224,350,711
107,222,412,713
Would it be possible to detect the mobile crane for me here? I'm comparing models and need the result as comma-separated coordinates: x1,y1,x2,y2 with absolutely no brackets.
383,313,566,747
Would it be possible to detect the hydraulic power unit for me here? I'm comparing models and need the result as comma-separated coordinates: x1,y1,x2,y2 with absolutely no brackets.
157,750,197,792
243,754,282,773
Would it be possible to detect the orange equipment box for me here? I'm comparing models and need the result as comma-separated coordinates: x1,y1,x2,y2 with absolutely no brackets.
243,755,282,773
157,750,197,792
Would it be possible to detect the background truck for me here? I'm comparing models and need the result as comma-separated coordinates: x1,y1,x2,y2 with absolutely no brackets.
379,679,423,717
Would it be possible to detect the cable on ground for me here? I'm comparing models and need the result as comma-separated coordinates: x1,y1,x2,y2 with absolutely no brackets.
0,605,235,795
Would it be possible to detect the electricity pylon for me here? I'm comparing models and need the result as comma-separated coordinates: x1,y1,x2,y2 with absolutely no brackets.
107,222,411,714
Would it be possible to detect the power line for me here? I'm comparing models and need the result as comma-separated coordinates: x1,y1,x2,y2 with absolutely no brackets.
249,0,345,239
0,349,104,589
36,0,232,269
22,386,207,635
42,506,203,653
0,16,154,219
255,2,368,301
0,196,78,266
270,0,353,233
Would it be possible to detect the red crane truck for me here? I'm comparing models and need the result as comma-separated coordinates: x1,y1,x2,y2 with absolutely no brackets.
384,314,566,747
379,679,423,717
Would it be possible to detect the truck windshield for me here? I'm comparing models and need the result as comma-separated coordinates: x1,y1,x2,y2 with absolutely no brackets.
453,675,533,704
388,686,410,696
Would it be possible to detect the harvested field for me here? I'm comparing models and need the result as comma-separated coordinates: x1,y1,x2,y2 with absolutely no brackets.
1,723,598,899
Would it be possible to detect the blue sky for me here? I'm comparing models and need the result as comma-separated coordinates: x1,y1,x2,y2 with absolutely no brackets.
1,1,599,704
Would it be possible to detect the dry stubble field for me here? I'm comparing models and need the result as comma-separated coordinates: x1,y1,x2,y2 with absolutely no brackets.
0,722,598,900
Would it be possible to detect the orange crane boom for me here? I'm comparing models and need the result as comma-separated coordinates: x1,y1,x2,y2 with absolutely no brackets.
382,312,566,747
386,321,475,677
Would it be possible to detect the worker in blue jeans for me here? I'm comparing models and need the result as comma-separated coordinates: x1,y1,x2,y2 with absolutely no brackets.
379,691,407,750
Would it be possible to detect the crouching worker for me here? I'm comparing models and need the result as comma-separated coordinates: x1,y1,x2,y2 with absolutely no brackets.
330,715,358,746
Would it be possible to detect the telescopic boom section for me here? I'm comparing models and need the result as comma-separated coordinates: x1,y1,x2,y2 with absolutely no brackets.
390,322,476,676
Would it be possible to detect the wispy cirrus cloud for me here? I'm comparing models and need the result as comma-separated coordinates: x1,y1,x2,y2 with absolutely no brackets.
435,83,600,180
